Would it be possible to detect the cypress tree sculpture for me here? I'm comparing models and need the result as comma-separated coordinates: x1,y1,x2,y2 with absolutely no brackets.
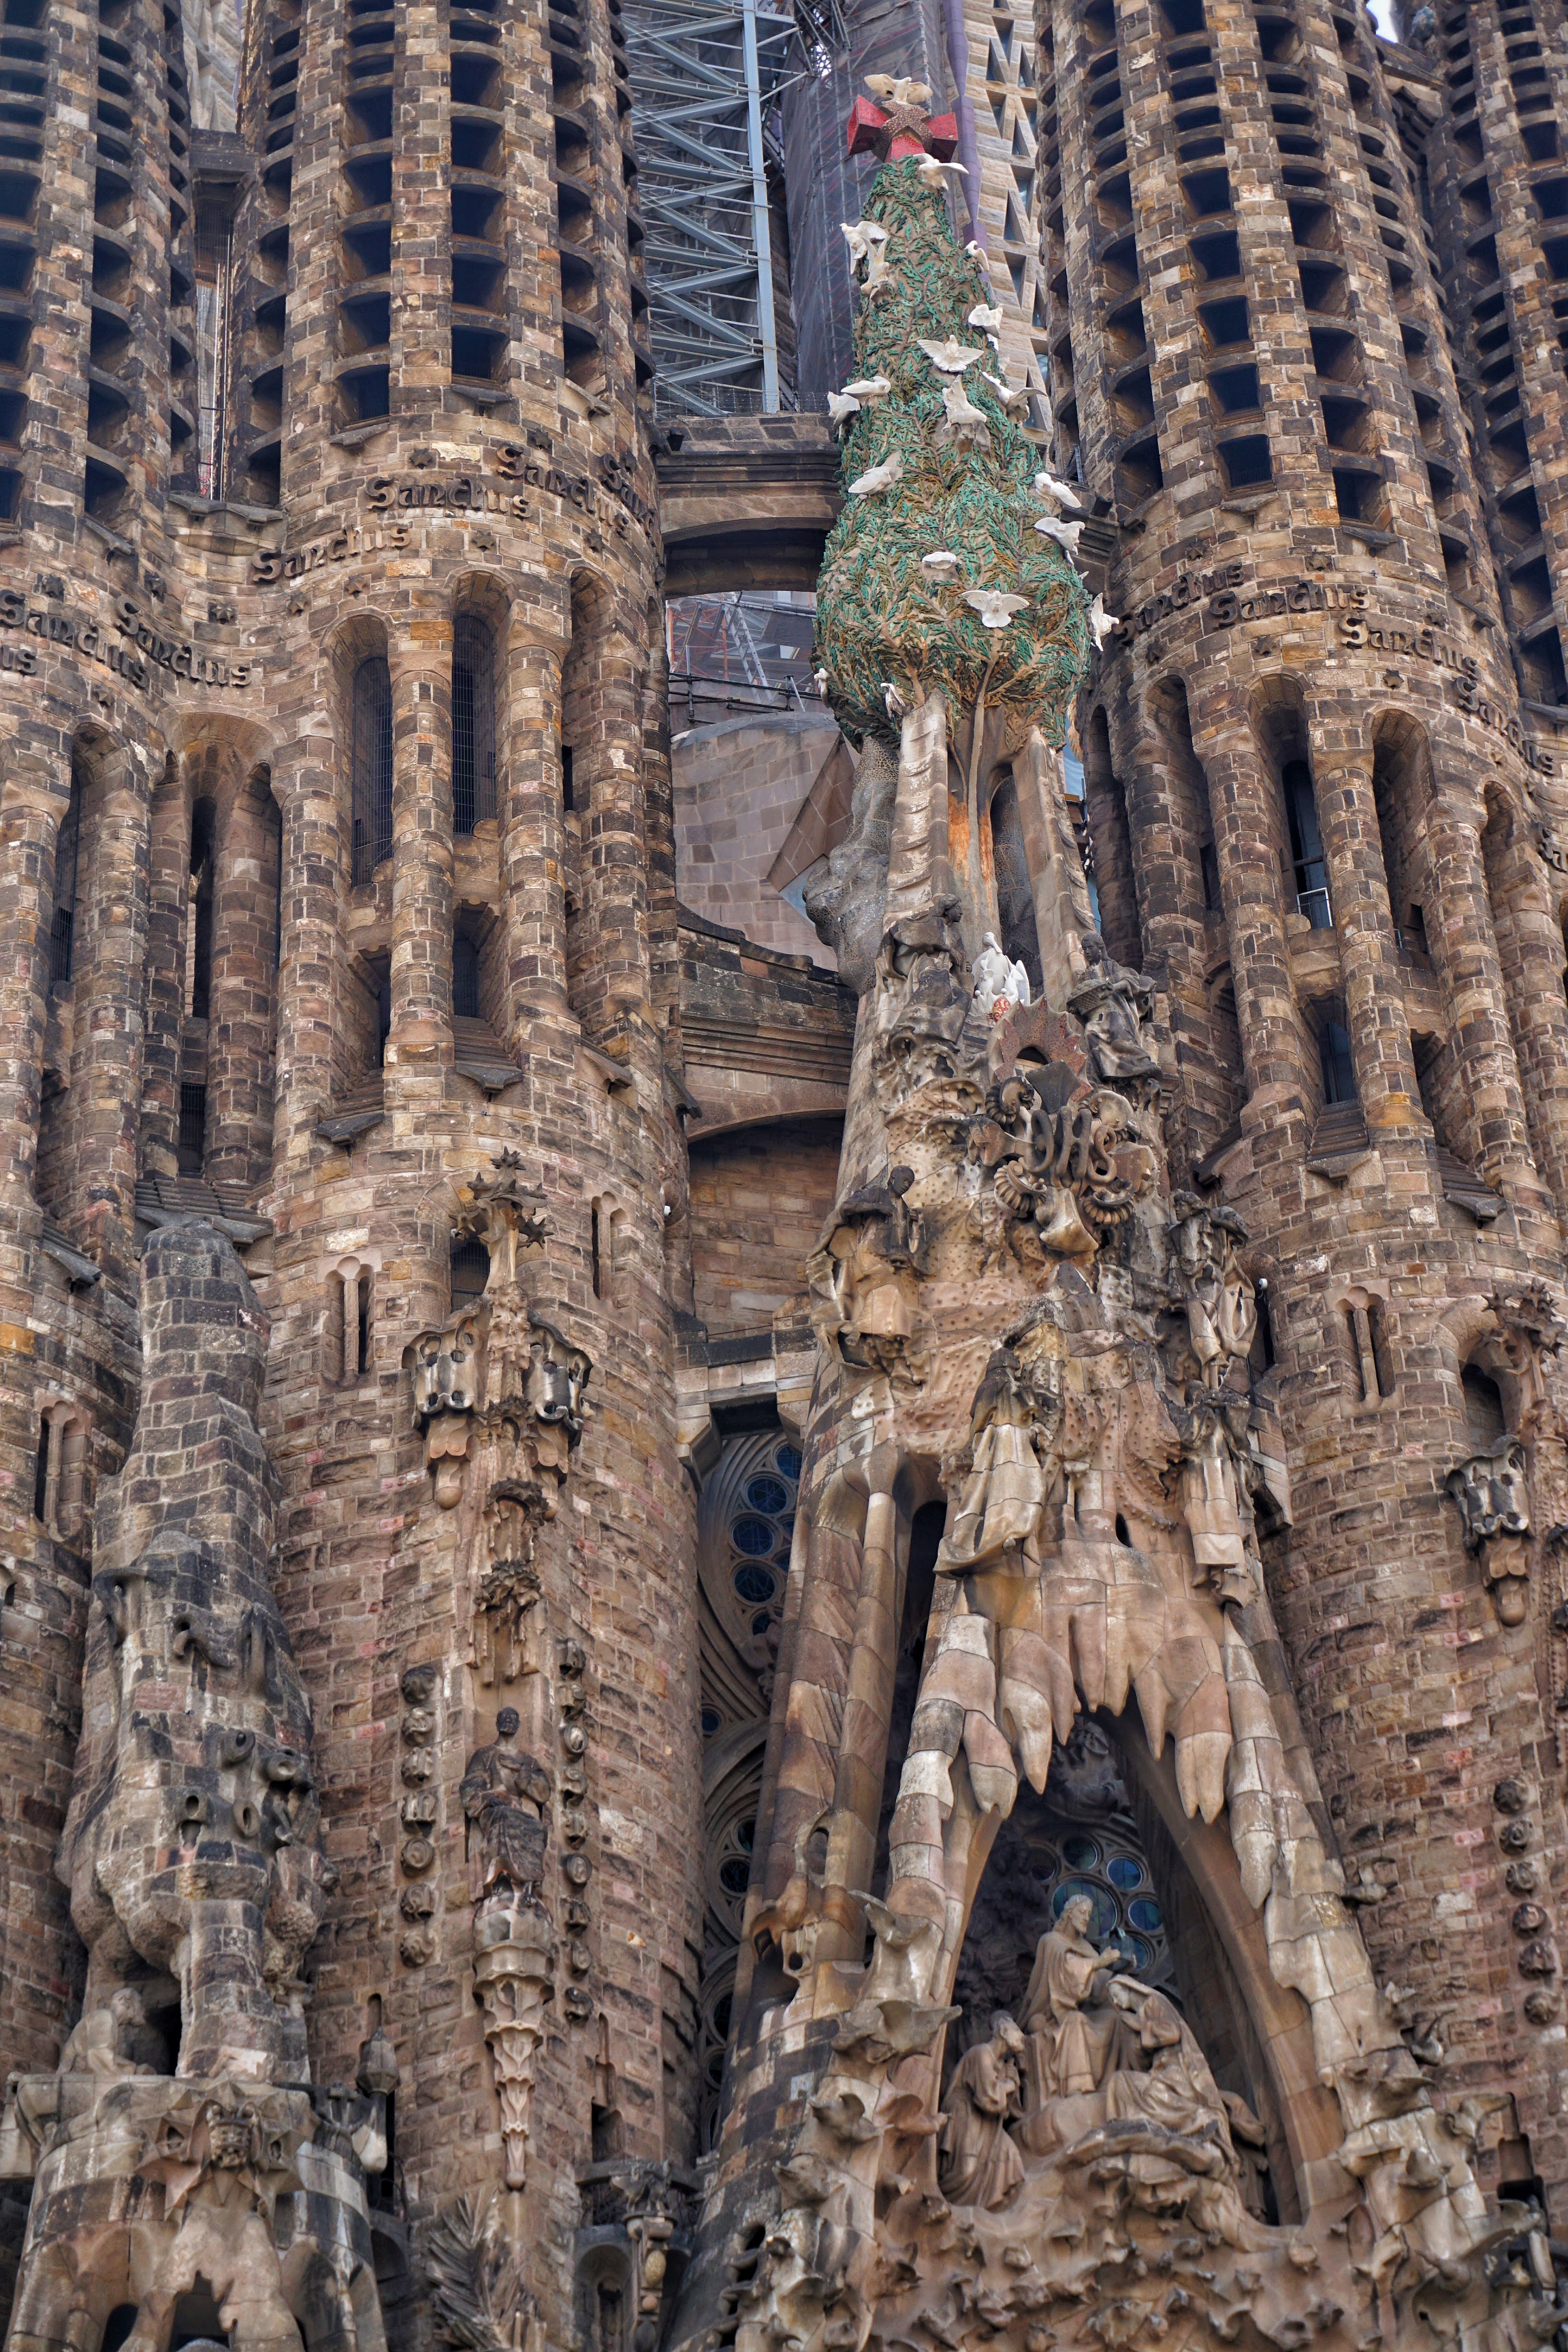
814,116,1092,781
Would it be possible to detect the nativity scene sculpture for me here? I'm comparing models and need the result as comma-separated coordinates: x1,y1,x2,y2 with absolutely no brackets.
699,72,1557,2352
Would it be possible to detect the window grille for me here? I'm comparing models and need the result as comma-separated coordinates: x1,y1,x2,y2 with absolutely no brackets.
452,617,496,836
50,775,82,987
450,1236,490,1308
351,655,393,884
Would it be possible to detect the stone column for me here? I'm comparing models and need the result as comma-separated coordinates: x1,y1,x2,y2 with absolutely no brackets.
138,760,191,1183
0,755,65,1303
206,771,281,1198
1190,714,1316,1135
820,1473,901,1967
270,720,346,1180
573,604,655,1075
1421,790,1538,1196
68,741,154,1282
386,615,454,1113
1306,727,1424,1135
498,633,568,1041
1479,795,1568,1216
390,0,448,409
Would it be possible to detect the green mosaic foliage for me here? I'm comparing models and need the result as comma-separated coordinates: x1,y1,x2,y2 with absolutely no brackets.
815,158,1092,752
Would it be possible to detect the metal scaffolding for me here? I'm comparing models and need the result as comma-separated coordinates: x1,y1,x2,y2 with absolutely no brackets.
623,0,846,418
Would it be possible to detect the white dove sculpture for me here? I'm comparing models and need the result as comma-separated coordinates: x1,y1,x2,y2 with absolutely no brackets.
865,73,932,106
842,375,891,402
984,372,1031,414
1033,469,1086,511
1088,594,1119,650
917,336,984,374
963,588,1028,630
861,245,896,300
812,666,829,693
882,680,909,719
967,303,1004,333
942,380,990,430
839,220,872,266
964,240,993,274
914,154,968,186
921,550,961,575
1033,512,1086,555
827,390,861,426
848,450,904,497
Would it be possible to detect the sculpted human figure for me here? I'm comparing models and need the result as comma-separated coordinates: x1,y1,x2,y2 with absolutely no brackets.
973,932,1031,1020
459,1707,552,1900
813,1165,927,1367
58,1986,162,2080
1067,935,1159,1084
938,2013,1027,2208
937,1343,1061,1572
1167,1194,1256,1388
1018,1894,1137,2116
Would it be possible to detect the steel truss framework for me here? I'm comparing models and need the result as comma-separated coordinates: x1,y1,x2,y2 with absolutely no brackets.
624,0,846,417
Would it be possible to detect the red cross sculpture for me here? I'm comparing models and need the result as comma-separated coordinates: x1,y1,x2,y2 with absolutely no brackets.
847,82,959,164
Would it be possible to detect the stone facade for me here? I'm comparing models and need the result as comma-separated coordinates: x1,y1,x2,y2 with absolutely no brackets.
6,3,1568,2352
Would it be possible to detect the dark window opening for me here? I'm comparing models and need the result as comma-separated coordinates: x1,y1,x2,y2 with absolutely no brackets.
356,1269,372,1376
1319,1018,1356,1104
350,652,393,885
170,2279,228,2348
1251,1285,1276,1374
188,797,216,1019
1200,840,1221,911
32,1415,48,1522
561,742,575,810
1284,759,1331,926
453,931,481,1019
178,1081,207,1173
50,771,82,988
451,614,496,836
1463,1363,1507,1448
450,1235,490,1309
102,2311,139,2352
591,1200,604,1299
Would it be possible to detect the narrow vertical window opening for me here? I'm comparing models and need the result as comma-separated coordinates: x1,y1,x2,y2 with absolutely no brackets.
351,654,394,885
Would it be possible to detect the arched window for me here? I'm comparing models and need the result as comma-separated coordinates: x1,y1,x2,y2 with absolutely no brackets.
452,615,496,836
351,654,393,884
1283,759,1330,927
450,1234,489,1310
49,767,82,987
1463,1363,1507,1449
